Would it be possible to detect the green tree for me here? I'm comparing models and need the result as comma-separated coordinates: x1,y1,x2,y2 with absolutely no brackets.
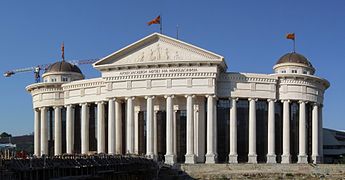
0,132,12,138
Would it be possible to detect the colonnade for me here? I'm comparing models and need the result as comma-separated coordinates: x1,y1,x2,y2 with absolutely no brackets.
228,98,322,164
33,96,322,164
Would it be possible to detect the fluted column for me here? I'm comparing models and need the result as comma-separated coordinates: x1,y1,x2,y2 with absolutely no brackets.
115,99,123,154
267,99,276,163
134,106,140,154
146,96,154,158
248,98,257,163
54,106,62,156
40,107,48,156
34,108,41,157
126,97,135,154
108,99,115,154
173,106,178,156
312,103,320,163
319,105,323,163
298,101,308,163
66,104,74,154
97,101,105,153
81,103,89,155
185,95,196,164
282,100,291,163
165,95,176,164
229,98,238,163
205,95,216,163
153,107,159,157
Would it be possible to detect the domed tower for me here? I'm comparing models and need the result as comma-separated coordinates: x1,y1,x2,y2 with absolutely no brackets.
26,61,84,156
273,52,315,75
42,61,84,83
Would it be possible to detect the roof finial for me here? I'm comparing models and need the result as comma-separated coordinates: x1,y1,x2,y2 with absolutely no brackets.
61,42,65,61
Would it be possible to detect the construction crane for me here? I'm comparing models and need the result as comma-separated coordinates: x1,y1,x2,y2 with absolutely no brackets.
3,58,99,83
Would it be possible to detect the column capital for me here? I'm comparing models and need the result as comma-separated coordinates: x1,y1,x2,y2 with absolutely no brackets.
267,99,277,103
298,100,307,104
65,104,74,108
39,106,47,111
185,94,195,98
164,95,175,99
79,103,89,107
281,99,291,103
134,106,141,113
107,97,116,101
248,98,258,102
95,101,105,105
125,96,135,100
173,105,179,112
229,97,239,101
144,95,155,99
154,105,160,112
194,104,199,112
205,94,216,98
114,98,123,103
312,102,321,107
53,106,63,109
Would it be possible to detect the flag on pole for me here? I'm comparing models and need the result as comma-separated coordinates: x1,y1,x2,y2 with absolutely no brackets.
61,42,65,61
147,15,161,26
286,33,295,40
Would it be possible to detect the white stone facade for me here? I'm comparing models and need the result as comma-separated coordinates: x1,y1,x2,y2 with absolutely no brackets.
26,33,329,164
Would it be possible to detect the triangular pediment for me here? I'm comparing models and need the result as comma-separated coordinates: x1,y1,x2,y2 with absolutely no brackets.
93,33,225,69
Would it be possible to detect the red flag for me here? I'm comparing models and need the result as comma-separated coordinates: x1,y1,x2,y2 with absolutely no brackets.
61,42,65,61
147,15,161,26
286,33,295,40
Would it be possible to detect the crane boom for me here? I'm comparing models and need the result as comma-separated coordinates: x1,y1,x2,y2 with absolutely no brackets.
3,58,100,82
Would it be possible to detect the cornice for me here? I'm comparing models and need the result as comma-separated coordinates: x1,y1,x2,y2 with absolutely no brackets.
104,72,217,81
218,72,277,84
62,81,105,90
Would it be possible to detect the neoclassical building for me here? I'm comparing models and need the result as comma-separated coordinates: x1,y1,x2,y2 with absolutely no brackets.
26,33,329,164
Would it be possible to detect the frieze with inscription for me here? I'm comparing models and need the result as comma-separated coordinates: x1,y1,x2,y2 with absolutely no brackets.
119,68,198,76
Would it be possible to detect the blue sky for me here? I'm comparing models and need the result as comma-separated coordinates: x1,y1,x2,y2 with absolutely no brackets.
0,0,344,135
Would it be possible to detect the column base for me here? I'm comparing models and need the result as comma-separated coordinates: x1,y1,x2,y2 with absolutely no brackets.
185,154,196,164
281,154,291,164
248,154,257,164
228,154,238,164
266,154,276,163
165,154,177,165
312,155,321,164
205,153,217,164
298,155,308,164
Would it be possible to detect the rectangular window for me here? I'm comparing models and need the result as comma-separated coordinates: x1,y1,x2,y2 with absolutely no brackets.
292,70,297,73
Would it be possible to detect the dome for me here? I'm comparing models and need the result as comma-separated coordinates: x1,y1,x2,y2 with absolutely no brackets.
276,52,313,68
45,61,82,74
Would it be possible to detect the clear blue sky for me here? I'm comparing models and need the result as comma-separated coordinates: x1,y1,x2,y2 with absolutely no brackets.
0,0,344,136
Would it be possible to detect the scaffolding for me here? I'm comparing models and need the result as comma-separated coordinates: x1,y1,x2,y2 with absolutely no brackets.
0,154,158,180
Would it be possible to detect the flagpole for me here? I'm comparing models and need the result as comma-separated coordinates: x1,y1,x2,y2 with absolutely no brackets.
176,24,179,39
160,15,163,34
293,38,296,53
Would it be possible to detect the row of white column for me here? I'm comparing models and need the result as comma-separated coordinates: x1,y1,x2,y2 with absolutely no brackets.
33,96,322,164
33,94,217,165
228,98,322,164
34,99,124,157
